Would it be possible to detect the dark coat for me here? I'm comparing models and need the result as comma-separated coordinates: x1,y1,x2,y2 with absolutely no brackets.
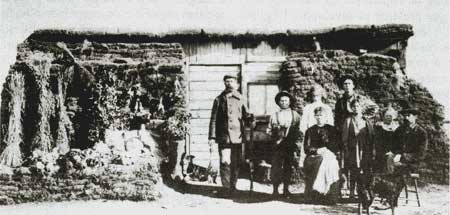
342,119,376,171
334,93,362,132
393,124,428,164
208,90,249,144
373,125,397,172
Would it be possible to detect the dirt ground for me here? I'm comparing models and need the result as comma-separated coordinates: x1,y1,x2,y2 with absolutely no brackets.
0,178,448,215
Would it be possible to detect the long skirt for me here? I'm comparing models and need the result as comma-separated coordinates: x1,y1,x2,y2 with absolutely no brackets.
304,147,340,201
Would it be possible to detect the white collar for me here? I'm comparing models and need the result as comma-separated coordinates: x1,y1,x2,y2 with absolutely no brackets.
377,121,399,131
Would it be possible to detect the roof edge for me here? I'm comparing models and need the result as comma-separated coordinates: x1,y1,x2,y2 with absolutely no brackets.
27,24,414,44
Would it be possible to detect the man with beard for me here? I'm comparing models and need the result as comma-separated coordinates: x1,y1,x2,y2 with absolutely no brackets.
208,74,249,197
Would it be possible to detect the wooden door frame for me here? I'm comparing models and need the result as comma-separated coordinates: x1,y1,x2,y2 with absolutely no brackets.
185,56,285,159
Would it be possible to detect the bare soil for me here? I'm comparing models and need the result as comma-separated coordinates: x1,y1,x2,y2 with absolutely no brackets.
0,178,448,215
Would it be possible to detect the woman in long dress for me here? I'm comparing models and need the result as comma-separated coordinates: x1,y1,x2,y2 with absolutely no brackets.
374,106,399,173
299,84,334,167
303,106,340,204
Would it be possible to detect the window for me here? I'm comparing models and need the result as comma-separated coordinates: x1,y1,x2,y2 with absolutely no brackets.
247,84,279,116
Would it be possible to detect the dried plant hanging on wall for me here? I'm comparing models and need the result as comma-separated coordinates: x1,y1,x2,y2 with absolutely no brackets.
55,71,71,154
0,72,25,167
30,53,55,153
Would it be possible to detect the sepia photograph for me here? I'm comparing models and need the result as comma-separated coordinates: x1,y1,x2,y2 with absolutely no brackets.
0,0,449,214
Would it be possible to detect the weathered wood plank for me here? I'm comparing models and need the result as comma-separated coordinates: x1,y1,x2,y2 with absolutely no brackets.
190,70,239,81
245,63,282,72
190,119,210,126
189,90,222,100
189,65,240,73
189,100,214,110
190,110,212,119
246,55,286,62
190,81,224,91
188,53,245,65
190,126,209,135
245,72,280,82
189,97,215,104
190,134,209,145
190,157,219,168
190,143,210,152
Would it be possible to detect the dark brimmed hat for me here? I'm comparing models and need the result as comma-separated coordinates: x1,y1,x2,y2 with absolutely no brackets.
223,74,238,81
399,108,420,116
275,91,294,106
338,74,357,89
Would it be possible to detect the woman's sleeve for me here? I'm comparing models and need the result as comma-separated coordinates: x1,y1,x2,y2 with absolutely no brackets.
303,128,311,154
299,105,309,134
326,105,334,126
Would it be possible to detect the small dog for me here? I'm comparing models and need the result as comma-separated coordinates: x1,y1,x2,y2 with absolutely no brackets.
184,155,218,183
355,171,404,215
371,173,404,215
356,171,375,215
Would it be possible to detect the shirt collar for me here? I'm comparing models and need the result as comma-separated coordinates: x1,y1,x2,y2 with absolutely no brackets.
221,90,241,100
279,107,292,112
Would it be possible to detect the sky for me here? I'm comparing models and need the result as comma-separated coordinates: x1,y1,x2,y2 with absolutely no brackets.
1,0,449,120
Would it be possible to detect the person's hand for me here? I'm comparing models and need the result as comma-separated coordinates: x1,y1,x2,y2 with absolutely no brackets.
308,147,317,155
336,152,341,161
208,139,215,146
293,153,300,167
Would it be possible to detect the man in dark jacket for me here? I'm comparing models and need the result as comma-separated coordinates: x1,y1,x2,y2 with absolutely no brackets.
209,74,249,196
392,108,428,172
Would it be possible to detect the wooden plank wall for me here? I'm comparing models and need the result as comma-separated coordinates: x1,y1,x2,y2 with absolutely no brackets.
188,65,240,167
185,40,287,168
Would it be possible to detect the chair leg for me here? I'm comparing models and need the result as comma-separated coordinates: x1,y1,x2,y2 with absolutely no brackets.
403,176,409,204
413,178,421,207
390,198,396,215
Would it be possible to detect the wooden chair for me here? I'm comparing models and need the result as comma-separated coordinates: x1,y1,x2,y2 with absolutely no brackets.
402,173,421,207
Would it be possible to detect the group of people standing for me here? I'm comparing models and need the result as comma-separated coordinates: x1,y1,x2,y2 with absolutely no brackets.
207,74,428,203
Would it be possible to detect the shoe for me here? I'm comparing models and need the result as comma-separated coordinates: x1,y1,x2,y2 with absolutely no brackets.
213,190,231,198
324,196,337,205
272,190,280,199
283,189,292,198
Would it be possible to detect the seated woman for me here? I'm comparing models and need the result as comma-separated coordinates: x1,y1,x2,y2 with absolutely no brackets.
303,106,340,204
374,106,399,174
299,84,334,168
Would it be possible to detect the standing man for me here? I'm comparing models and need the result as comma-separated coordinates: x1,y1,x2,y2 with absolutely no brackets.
334,75,362,165
209,74,249,196
334,75,362,198
334,75,361,133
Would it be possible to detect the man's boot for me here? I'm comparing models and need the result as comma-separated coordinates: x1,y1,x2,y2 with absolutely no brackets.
272,184,280,198
283,184,291,198
349,181,356,200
